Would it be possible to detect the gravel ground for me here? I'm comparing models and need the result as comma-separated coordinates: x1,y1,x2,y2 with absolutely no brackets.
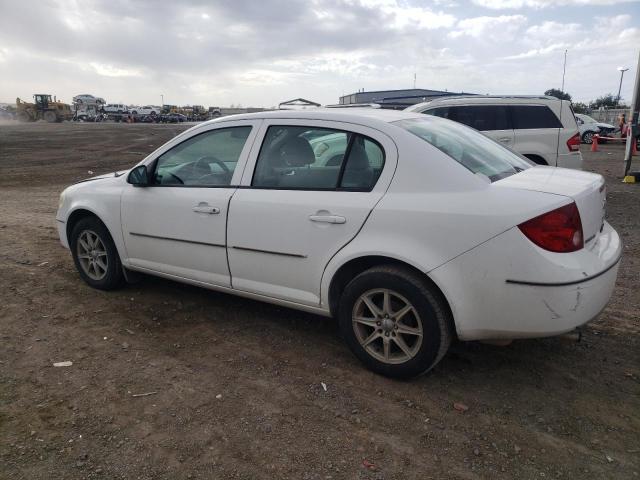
0,122,639,479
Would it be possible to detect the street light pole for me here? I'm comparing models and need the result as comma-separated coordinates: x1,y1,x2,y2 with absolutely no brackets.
623,54,639,177
617,67,629,106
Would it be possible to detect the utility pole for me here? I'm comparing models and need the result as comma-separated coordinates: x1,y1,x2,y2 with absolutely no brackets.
623,54,639,177
617,67,629,106
161,94,164,107
561,49,568,94
413,72,416,89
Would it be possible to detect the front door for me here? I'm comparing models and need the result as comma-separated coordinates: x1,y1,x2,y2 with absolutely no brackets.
227,120,397,306
121,122,260,286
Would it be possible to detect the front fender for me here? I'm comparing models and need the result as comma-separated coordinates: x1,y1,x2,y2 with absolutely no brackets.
57,179,127,263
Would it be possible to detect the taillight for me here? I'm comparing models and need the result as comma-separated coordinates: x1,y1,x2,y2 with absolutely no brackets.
567,132,580,152
518,203,583,253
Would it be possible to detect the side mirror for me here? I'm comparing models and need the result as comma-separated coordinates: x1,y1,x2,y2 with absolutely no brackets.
127,165,150,187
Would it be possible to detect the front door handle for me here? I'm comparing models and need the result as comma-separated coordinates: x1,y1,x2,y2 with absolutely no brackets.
309,214,346,224
498,137,511,143
193,203,220,214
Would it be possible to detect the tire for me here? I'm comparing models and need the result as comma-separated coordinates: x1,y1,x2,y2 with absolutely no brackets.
43,111,57,123
523,154,547,165
70,217,124,290
338,265,452,379
132,111,137,115
582,131,594,144
17,111,31,122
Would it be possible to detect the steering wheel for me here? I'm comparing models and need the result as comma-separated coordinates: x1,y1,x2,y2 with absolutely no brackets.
193,156,229,175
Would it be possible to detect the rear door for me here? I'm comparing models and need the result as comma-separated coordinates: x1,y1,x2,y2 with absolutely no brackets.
227,119,397,306
511,105,562,165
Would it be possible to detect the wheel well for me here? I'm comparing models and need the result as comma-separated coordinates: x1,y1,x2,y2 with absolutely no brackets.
328,256,455,332
523,154,548,165
66,209,102,245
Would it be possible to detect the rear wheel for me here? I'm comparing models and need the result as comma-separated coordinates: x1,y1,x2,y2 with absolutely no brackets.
582,131,594,144
70,217,124,290
338,265,452,379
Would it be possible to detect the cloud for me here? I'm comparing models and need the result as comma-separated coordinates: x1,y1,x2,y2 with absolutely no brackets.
472,0,639,8
503,43,569,59
0,0,638,107
449,15,527,38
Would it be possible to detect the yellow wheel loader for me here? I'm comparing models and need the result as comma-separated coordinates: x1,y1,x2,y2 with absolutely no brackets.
16,94,73,123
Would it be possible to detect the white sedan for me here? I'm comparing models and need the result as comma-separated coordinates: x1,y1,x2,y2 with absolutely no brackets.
56,109,621,378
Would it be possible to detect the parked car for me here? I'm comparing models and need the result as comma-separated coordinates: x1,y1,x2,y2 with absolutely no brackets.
131,105,161,116
140,114,158,123
161,113,187,123
73,94,105,105
406,95,583,169
56,109,621,378
574,113,616,144
102,104,129,114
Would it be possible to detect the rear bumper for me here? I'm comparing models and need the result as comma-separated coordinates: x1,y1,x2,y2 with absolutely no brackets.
556,151,583,170
430,221,621,340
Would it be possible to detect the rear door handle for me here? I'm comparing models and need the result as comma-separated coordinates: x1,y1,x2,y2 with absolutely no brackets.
309,214,346,224
498,137,511,143
192,203,220,214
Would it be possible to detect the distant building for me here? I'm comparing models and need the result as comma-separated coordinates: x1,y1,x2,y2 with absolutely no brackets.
339,88,475,110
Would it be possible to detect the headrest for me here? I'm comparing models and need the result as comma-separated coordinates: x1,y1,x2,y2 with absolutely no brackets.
281,137,315,167
346,139,370,170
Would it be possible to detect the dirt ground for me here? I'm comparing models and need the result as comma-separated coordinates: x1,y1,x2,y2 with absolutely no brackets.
1,122,639,480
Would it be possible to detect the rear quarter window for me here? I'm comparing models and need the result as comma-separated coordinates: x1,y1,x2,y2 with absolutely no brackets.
395,117,532,182
511,105,562,129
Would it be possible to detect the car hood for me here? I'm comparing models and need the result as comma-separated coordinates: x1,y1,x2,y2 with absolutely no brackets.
596,122,615,129
74,170,128,184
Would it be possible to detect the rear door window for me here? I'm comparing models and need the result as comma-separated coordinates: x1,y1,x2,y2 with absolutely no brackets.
447,105,510,131
252,126,385,191
511,105,562,129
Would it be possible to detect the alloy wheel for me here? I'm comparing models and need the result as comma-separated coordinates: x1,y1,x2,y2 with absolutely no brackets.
352,288,424,365
76,230,108,281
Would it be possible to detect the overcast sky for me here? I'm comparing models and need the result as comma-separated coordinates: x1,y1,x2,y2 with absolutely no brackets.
0,0,638,107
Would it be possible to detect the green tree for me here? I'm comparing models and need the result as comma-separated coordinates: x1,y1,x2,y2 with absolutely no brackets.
544,88,572,101
589,93,627,109
572,102,588,114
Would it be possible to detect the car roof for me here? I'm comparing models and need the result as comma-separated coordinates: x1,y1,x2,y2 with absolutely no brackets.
201,107,425,128
407,95,562,111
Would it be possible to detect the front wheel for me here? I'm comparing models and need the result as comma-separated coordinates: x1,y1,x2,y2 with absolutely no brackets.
70,217,124,290
43,111,57,123
338,265,452,379
582,131,594,144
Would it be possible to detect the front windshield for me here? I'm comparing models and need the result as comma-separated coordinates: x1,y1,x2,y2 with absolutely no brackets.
394,117,533,182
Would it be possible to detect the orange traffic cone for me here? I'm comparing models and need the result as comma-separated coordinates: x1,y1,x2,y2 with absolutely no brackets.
591,134,599,152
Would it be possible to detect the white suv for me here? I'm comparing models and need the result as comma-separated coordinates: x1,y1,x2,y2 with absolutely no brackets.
406,96,583,169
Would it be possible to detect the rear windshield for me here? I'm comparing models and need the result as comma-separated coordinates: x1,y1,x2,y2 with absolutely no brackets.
394,117,533,182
